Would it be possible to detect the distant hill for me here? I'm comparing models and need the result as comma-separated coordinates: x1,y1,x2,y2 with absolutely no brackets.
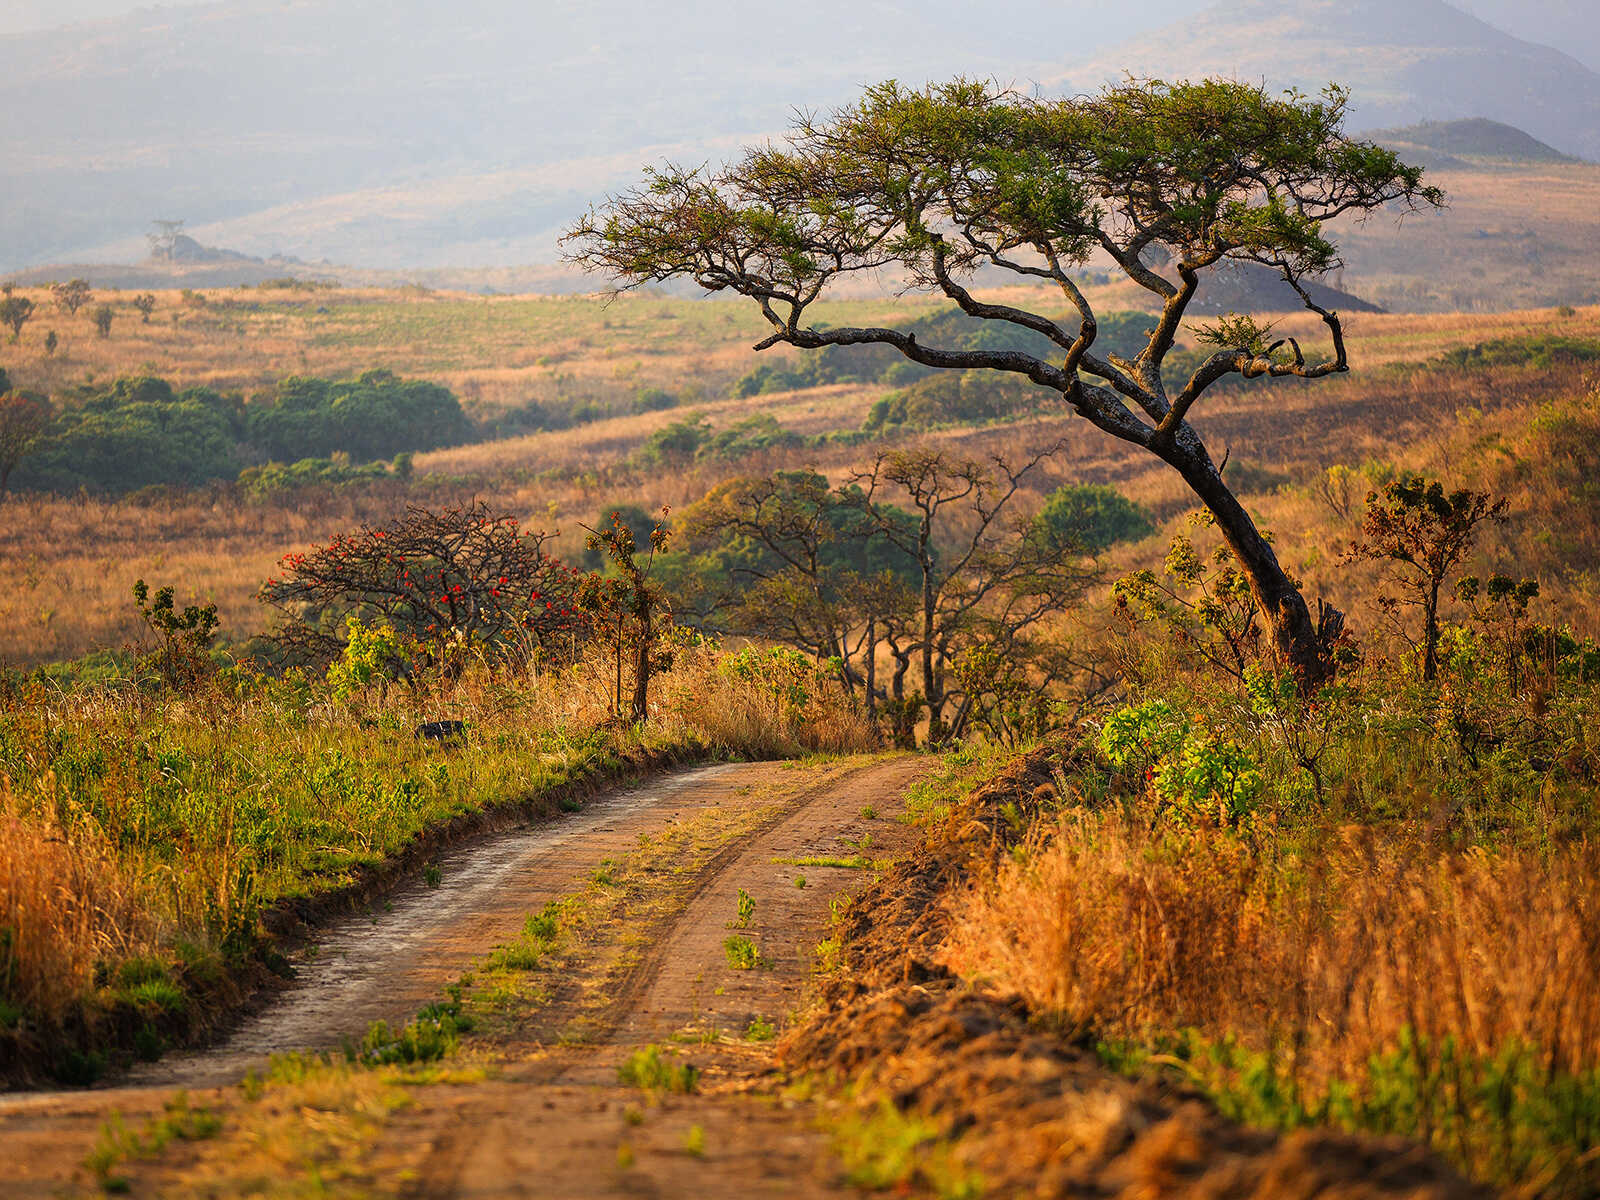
0,0,1198,274
1060,0,1600,162
1364,118,1581,168
1451,0,1600,71
5,0,1600,276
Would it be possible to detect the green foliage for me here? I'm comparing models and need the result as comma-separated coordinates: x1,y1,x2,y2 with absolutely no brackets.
633,412,804,467
346,1002,466,1066
0,291,35,341
131,578,221,691
732,887,754,929
1100,1027,1600,1196
617,1044,698,1093
722,934,765,970
325,615,413,701
17,376,244,493
86,1092,222,1193
236,454,393,500
632,386,678,413
1099,700,1262,825
1436,335,1600,371
246,369,470,463
1029,483,1154,555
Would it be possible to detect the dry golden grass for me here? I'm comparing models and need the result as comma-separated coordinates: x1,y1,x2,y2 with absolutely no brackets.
0,636,873,1055
947,816,1600,1082
0,775,152,1024
1337,165,1600,313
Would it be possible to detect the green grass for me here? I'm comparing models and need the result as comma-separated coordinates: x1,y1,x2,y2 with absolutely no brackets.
769,854,870,869
617,1044,699,1093
86,1092,223,1193
827,1099,984,1199
1097,1027,1600,1195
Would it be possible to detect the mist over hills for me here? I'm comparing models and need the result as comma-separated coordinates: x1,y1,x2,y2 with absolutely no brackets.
2,0,1598,277
1062,0,1600,161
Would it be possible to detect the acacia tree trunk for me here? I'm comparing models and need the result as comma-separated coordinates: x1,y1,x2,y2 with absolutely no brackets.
1166,443,1336,692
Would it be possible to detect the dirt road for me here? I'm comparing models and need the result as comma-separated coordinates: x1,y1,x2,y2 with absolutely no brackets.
0,754,930,1198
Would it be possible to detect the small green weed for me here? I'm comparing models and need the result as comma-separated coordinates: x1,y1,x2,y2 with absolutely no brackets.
684,1124,706,1157
723,934,766,970
830,1100,983,1198
732,888,755,928
86,1092,223,1193
423,863,442,888
746,1016,777,1041
617,1044,699,1093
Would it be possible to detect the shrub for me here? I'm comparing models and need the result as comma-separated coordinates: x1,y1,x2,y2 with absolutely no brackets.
1029,484,1155,554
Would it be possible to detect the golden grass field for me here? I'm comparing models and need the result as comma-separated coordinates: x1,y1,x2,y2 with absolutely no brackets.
2,281,1597,666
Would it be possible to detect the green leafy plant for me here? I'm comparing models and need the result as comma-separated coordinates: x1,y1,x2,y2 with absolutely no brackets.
723,934,765,970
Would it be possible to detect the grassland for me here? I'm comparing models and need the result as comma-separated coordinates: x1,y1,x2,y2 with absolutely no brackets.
3,283,1598,667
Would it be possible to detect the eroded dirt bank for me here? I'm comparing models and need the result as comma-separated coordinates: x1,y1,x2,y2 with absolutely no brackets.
780,746,1488,1200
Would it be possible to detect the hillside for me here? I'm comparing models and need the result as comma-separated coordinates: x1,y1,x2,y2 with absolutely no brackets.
1365,117,1580,167
5,0,1600,276
1061,0,1600,161
0,0,1195,273
1453,0,1600,69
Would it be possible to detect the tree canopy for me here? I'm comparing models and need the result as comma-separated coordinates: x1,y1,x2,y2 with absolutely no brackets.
566,76,1443,689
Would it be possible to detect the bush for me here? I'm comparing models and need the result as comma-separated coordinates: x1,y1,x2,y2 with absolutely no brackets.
1030,484,1155,554
16,376,243,493
246,369,470,462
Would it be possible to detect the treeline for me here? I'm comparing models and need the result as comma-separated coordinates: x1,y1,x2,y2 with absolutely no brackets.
7,370,468,495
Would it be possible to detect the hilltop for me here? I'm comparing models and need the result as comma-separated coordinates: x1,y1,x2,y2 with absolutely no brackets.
1364,117,1581,167
1060,0,1600,161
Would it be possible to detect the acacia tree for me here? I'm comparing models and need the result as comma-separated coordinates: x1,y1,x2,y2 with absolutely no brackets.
844,446,1095,743
51,279,92,316
675,468,917,693
578,509,673,723
0,289,35,343
566,78,1441,692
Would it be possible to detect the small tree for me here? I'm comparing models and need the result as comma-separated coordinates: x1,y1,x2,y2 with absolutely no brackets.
844,445,1096,744
0,391,52,497
676,468,917,693
0,291,35,343
566,78,1441,693
92,304,114,338
578,509,673,723
132,293,157,323
132,578,221,690
1348,476,1508,680
43,330,58,356
51,278,93,316
260,500,586,670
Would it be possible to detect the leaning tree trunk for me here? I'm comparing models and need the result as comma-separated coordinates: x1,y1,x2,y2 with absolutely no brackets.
1166,444,1336,694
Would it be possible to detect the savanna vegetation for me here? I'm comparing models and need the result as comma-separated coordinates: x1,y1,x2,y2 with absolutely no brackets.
0,70,1597,1200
